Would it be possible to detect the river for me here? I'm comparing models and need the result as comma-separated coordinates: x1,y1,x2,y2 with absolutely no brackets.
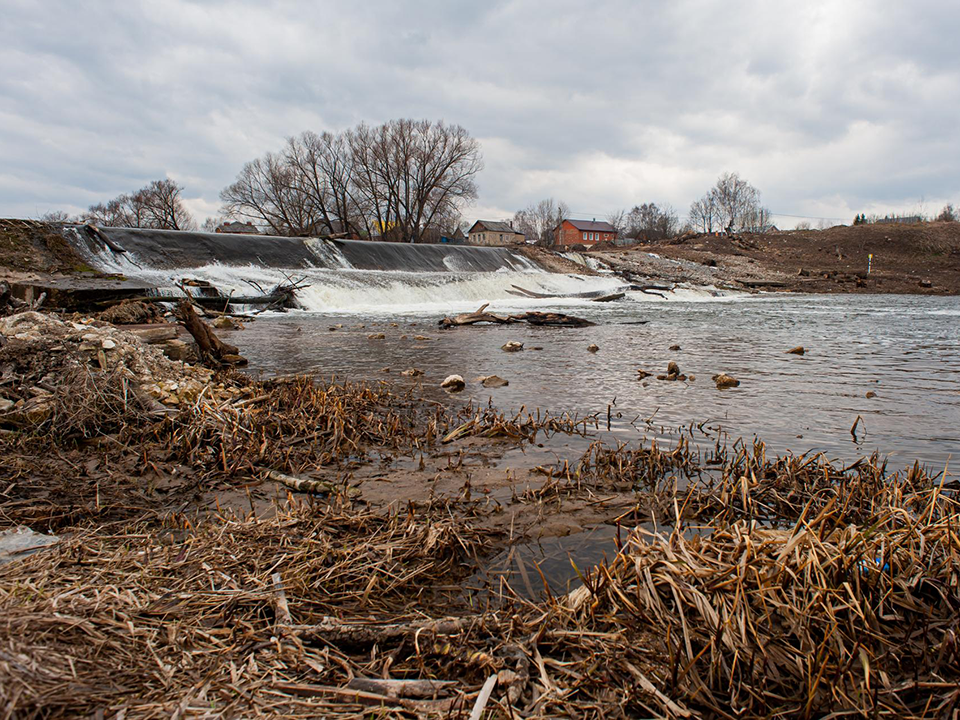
233,292,959,470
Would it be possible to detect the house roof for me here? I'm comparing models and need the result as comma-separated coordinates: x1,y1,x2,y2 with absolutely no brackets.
562,219,617,233
468,220,521,235
217,221,259,234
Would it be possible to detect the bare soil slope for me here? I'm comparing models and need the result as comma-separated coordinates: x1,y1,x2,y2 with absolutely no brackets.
0,219,93,278
627,222,960,294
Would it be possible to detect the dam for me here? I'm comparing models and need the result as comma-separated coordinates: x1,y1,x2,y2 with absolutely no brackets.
59,225,635,314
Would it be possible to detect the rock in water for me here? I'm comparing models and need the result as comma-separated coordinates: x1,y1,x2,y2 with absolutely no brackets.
501,341,524,352
401,368,424,377
866,391,877,399
214,316,242,330
440,375,465,392
368,333,385,339
787,346,805,355
669,344,681,351
587,344,599,353
712,373,740,389
478,375,509,388
667,361,680,376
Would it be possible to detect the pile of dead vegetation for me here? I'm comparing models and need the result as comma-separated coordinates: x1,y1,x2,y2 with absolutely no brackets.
0,311,223,433
0,310,478,530
2,433,957,717
0,504,504,717
97,298,167,325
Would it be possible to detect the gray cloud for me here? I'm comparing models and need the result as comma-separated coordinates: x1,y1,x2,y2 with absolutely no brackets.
2,0,958,227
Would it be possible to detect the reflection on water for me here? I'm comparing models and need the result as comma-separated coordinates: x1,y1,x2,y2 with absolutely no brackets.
235,293,959,468
468,526,620,599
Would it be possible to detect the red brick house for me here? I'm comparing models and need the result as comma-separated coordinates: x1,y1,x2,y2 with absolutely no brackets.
553,219,617,247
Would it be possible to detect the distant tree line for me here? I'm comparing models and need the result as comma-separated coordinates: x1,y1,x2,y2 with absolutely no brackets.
43,179,198,230
850,205,957,225
47,154,959,243
219,119,482,243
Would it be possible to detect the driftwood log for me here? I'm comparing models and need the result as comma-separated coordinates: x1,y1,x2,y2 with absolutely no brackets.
177,299,246,366
508,283,670,300
123,325,179,344
439,304,594,328
438,303,514,327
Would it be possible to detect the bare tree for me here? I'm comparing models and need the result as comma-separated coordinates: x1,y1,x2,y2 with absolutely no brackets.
690,172,771,234
689,196,716,233
512,198,568,246
139,179,196,230
220,152,321,236
223,119,482,242
349,119,482,242
606,209,627,240
624,203,679,242
82,179,196,230
39,210,75,223
936,204,957,222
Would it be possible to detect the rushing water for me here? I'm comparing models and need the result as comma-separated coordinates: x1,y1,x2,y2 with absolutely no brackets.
234,292,959,469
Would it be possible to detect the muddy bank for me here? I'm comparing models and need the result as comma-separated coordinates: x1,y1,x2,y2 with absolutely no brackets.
1,309,958,717
594,222,960,294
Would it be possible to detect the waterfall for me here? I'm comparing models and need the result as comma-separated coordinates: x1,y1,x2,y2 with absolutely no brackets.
60,226,631,314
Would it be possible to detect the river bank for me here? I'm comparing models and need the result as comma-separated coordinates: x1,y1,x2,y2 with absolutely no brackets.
593,221,960,295
1,309,958,718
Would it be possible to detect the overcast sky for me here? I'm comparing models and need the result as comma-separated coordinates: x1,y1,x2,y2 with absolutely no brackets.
3,0,959,228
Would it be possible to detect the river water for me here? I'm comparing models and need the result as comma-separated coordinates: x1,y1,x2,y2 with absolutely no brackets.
234,292,959,470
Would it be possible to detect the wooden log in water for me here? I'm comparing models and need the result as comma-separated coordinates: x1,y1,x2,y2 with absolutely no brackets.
438,303,518,327
439,304,594,328
177,299,245,366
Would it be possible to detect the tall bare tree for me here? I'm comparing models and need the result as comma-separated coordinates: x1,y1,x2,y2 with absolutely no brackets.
82,179,196,230
220,152,321,236
222,119,482,242
689,172,771,234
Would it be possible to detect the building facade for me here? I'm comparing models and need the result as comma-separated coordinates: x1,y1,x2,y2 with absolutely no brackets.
554,219,617,247
215,221,259,234
466,220,525,246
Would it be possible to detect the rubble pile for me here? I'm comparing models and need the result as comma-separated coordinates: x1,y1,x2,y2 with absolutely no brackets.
0,312,239,432
97,299,166,325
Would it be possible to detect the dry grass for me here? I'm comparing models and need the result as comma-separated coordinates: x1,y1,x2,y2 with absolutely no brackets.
1,336,958,718
0,503,502,718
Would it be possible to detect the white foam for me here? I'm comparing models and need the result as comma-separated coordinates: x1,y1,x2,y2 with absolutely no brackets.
71,231,743,315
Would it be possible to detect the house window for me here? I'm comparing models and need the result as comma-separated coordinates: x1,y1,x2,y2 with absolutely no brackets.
582,232,587,241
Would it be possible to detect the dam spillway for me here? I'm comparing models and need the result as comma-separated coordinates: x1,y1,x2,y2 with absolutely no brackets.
60,225,627,314
66,226,543,273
